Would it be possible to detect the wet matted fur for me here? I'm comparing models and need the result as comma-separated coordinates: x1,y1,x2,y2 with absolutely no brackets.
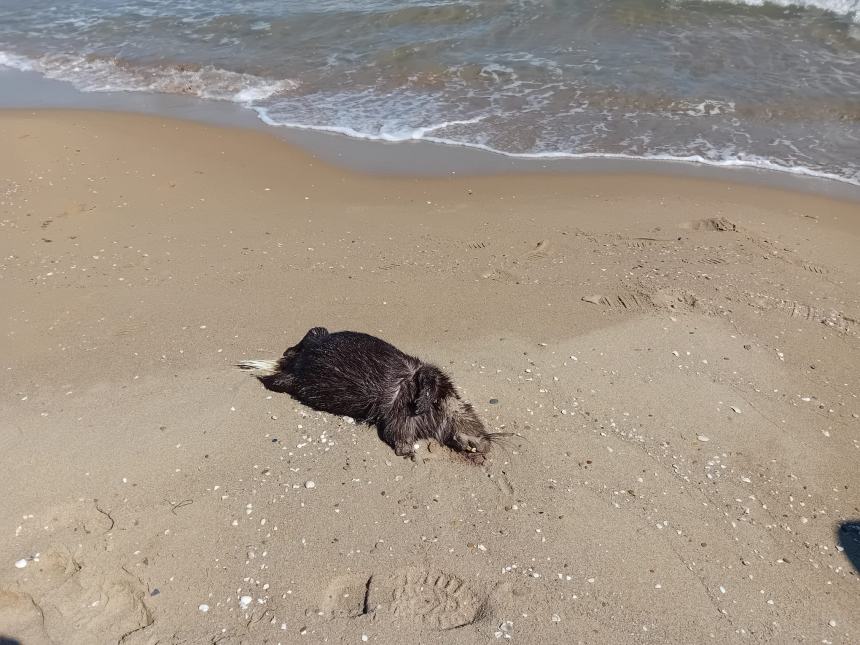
238,327,498,459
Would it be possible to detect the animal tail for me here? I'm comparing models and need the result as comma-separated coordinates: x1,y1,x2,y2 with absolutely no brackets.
236,359,280,376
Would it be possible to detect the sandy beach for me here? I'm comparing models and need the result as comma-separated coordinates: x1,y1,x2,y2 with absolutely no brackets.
1,109,859,644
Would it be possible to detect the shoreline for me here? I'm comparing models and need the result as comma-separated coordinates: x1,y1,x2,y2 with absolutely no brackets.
2,65,859,201
1,108,858,644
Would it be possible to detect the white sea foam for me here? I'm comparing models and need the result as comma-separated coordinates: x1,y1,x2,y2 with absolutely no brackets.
0,51,297,105
0,51,37,72
2,46,857,188
253,106,860,186
428,138,860,185
253,108,488,142
670,99,736,117
696,0,859,22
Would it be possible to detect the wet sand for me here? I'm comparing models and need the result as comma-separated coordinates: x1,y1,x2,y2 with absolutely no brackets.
1,109,858,644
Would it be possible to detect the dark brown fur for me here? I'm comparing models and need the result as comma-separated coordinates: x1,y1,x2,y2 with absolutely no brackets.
238,327,496,459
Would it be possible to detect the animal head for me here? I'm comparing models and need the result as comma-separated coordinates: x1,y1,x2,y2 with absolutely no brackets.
448,400,492,454
409,365,492,455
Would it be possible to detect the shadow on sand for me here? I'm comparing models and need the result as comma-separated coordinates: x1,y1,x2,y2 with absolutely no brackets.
837,521,860,573
1,638,23,645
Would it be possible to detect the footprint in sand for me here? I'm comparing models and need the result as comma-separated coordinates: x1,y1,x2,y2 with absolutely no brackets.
320,574,371,619
746,293,857,335
61,202,94,217
627,239,654,250
484,465,514,496
681,217,737,232
480,240,551,283
774,300,857,335
582,289,705,313
625,236,679,250
524,239,550,262
581,293,647,311
0,589,51,643
801,262,827,275
650,288,704,312
113,320,149,339
480,268,520,284
1,547,153,645
365,567,485,630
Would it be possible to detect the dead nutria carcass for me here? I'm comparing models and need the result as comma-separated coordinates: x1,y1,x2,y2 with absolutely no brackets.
238,327,505,460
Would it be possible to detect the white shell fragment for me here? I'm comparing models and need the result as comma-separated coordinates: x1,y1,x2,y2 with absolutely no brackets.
198,604,209,613
495,620,514,640
14,559,28,569
305,480,316,489
239,595,252,609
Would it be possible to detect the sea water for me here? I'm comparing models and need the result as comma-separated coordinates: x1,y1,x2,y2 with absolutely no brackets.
0,0,858,184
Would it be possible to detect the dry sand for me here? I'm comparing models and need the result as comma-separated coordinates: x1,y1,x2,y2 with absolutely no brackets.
1,109,859,644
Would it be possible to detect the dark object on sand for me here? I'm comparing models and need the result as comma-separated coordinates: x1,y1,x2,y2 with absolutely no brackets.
238,328,502,460
838,522,860,575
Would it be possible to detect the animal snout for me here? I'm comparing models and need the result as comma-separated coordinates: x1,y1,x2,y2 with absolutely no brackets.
453,432,490,454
